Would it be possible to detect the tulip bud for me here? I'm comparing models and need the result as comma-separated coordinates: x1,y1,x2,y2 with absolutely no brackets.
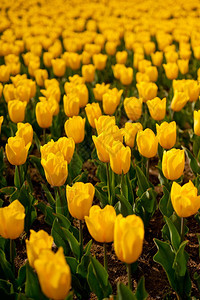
185,80,199,102
114,214,144,264
116,51,128,64
41,152,68,187
177,60,189,75
85,103,102,128
34,69,48,87
92,132,115,163
16,122,33,146
34,247,71,300
163,63,178,80
137,128,158,158
156,121,176,149
109,141,131,175
171,90,188,111
40,139,59,160
124,122,143,148
136,82,158,102
14,85,31,102
124,97,143,121
3,84,16,103
102,93,119,115
63,94,79,117
94,115,116,135
43,52,54,67
112,64,126,80
105,41,117,56
26,230,53,268
68,53,81,70
56,137,75,164
162,148,185,180
82,64,95,82
171,181,200,218
0,116,3,134
120,67,133,85
0,65,10,82
8,100,27,123
93,54,107,70
165,51,178,63
144,41,155,55
74,84,89,108
85,205,116,243
93,83,110,101
36,101,53,128
0,200,25,239
138,59,151,73
51,59,66,77
147,97,166,121
66,182,95,220
194,110,200,136
64,116,85,144
145,66,158,82
6,136,31,165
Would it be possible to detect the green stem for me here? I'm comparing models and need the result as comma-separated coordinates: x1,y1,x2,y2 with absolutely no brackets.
127,263,132,290
43,128,46,144
104,243,108,271
180,217,185,242
106,163,111,205
17,165,22,187
146,158,149,180
10,239,15,272
57,186,65,215
79,219,83,259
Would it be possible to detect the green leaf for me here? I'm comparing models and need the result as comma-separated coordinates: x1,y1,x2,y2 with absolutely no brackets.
95,183,108,207
68,151,83,182
117,282,136,300
0,186,16,195
51,218,70,256
29,155,45,179
172,241,189,277
134,276,148,300
64,291,74,300
84,239,92,255
0,249,15,284
61,227,80,260
135,166,153,196
182,147,200,175
65,257,78,274
0,279,16,299
194,272,200,291
14,166,21,189
17,264,26,288
77,253,90,278
25,262,48,300
37,202,55,226
159,186,173,217
33,131,41,152
164,216,181,251
139,188,157,214
96,162,107,184
41,183,55,207
115,194,133,216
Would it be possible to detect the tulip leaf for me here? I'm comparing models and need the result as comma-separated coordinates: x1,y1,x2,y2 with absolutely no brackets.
135,166,153,196
68,151,83,183
117,282,136,300
37,202,55,226
84,239,93,255
164,216,181,252
95,183,108,207
153,239,176,292
172,241,189,277
87,256,112,300
96,162,107,184
65,257,78,274
17,264,27,288
0,279,16,299
0,186,16,196
0,249,15,284
159,186,173,217
182,146,200,175
41,183,55,207
115,194,133,216
29,155,45,180
14,165,21,189
51,218,71,256
61,227,80,260
25,262,48,300
33,131,41,152
133,276,149,300
64,291,74,300
194,272,200,291
138,188,157,214
77,253,90,278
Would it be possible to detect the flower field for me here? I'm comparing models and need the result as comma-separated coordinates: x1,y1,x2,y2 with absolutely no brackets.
0,0,200,299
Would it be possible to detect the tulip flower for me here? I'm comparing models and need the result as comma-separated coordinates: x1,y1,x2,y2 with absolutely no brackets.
6,136,31,166
116,51,128,64
171,91,188,111
82,64,95,82
165,51,178,63
119,67,133,85
51,59,66,77
8,100,27,123
185,80,199,102
0,65,10,82
144,66,158,82
124,122,143,148
63,94,80,117
136,82,158,102
102,93,119,115
94,115,116,135
85,102,102,128
144,41,155,55
92,132,115,163
0,116,4,134
194,110,200,136
109,141,131,175
105,41,117,55
34,247,71,300
177,59,189,75
35,101,53,129
3,84,16,103
162,148,185,180
16,122,33,146
156,121,176,149
34,69,48,87
147,97,166,121
124,97,143,121
163,63,178,80
93,53,107,70
93,83,110,101
26,230,53,268
137,128,158,158
56,137,75,164
64,116,85,144
138,59,151,73
40,139,59,160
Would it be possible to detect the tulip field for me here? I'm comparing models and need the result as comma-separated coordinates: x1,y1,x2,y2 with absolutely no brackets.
1,0,200,299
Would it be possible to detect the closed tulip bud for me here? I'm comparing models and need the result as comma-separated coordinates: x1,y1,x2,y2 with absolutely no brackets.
48,96,60,116
73,84,89,108
64,116,85,144
0,200,25,239
112,64,125,80
193,46,200,59
8,100,27,123
16,122,33,146
56,137,75,164
85,205,116,243
93,54,107,70
81,51,91,65
163,63,178,80
43,52,54,67
124,97,143,121
28,60,40,77
0,65,10,82
136,72,150,83
93,83,110,101
82,64,95,82
34,69,48,87
171,181,200,218
41,85,61,103
133,53,144,69
109,141,131,175
63,94,79,117
177,60,189,75
120,67,133,85
103,93,119,115
156,121,176,149
0,116,3,134
162,148,185,180
41,152,68,187
36,101,53,128
124,122,143,148
26,230,53,268
147,97,166,121
3,84,16,103
137,128,158,158
185,80,199,102
144,41,155,55
179,49,191,60
66,182,95,220
14,85,31,103
68,53,81,70
114,214,144,264
138,59,151,73
171,91,188,111
34,247,71,300
116,51,128,64
136,82,158,102
85,103,102,128
92,132,115,163
105,41,117,56
6,136,31,165
0,83,3,98
40,140,59,160
194,110,200,136
145,66,158,82
165,51,178,63
51,59,66,77
95,115,116,135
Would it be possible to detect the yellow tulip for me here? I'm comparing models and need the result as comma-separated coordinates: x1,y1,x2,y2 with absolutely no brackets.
163,63,178,80
185,80,199,102
41,152,68,187
124,122,143,148
109,141,131,175
26,230,53,268
66,182,95,220
93,54,107,70
171,181,200,218
85,103,102,128
6,136,31,166
36,101,53,128
43,52,54,67
105,41,117,56
51,59,66,77
162,148,185,180
171,91,188,111
82,64,95,82
8,100,27,123
124,97,143,121
34,69,48,87
144,41,155,55
114,214,144,264
64,116,85,144
94,115,116,135
40,140,59,160
116,51,128,64
3,84,16,103
194,110,200,136
102,93,119,115
145,66,158,82
156,121,176,149
165,51,178,63
93,83,110,101
0,65,10,82
177,60,189,75
63,94,79,117
0,116,4,134
147,97,166,121
120,67,133,85
136,82,158,102
56,137,75,164
137,129,158,158
138,59,151,73
92,132,115,163
34,247,71,300
85,205,116,243
16,122,33,146
0,200,25,239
